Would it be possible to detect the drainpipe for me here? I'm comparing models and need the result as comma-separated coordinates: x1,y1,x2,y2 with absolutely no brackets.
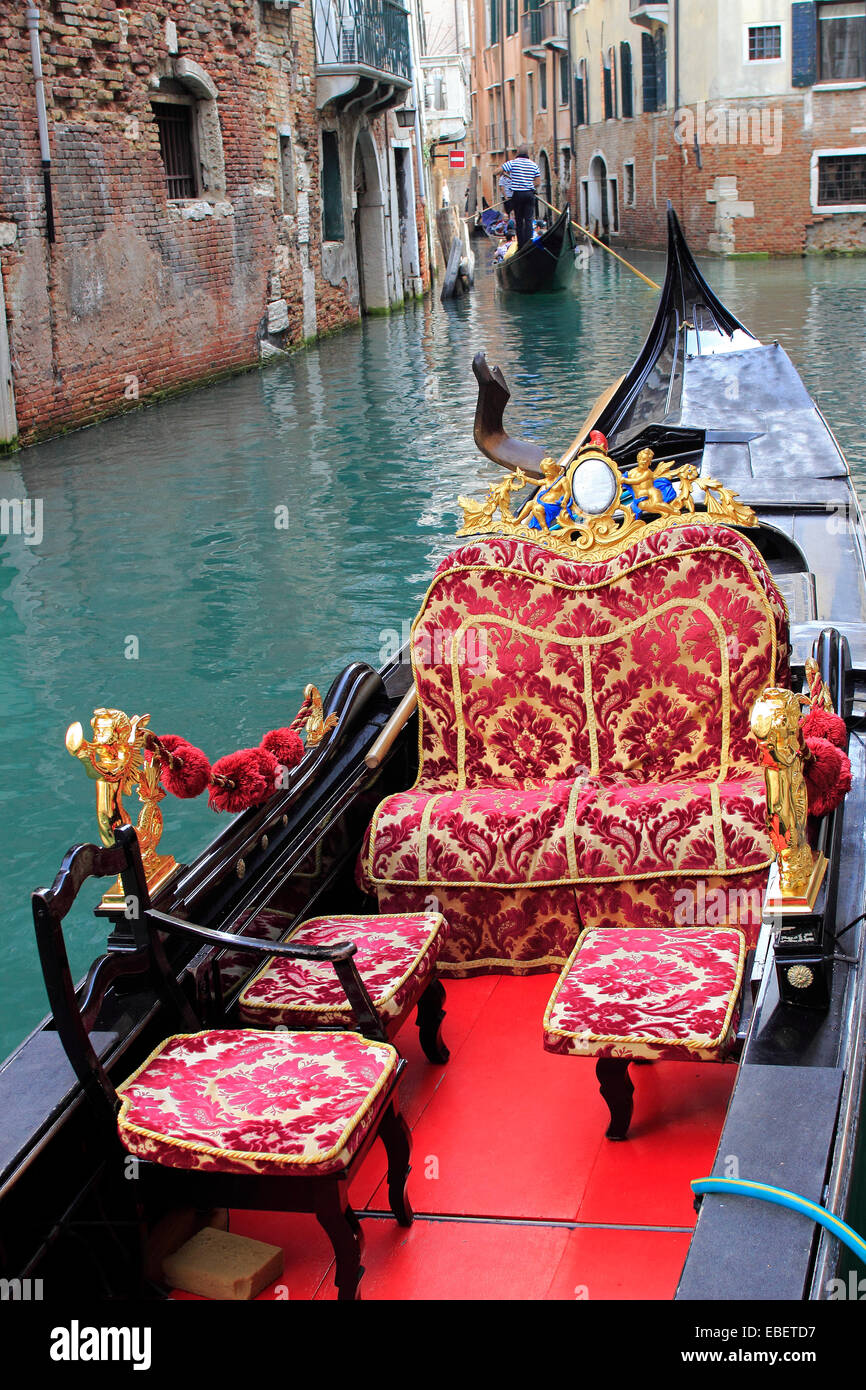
25,4,55,243
673,0,681,214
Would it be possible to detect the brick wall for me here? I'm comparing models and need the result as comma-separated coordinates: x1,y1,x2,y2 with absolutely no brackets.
570,93,866,256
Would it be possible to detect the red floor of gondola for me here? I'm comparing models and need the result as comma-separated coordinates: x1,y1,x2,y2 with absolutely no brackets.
171,975,734,1301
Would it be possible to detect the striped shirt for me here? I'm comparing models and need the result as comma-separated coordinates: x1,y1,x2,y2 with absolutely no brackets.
502,157,540,191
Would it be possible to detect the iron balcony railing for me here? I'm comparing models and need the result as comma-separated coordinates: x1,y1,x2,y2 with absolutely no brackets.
485,120,518,153
313,0,412,81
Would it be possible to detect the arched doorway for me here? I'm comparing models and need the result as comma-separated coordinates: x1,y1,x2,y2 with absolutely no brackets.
588,154,609,240
353,130,389,314
538,148,552,219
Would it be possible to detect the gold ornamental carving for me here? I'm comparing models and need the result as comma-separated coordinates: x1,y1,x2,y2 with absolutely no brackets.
456,437,757,563
749,687,827,913
65,708,177,907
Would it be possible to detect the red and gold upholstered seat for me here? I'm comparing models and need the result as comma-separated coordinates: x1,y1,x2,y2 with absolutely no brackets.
237,912,446,1031
543,927,747,1064
359,524,788,973
117,1030,399,1177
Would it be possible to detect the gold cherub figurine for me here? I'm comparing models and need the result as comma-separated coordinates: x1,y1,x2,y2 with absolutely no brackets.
625,448,683,516
514,457,572,531
750,687,824,904
66,708,176,904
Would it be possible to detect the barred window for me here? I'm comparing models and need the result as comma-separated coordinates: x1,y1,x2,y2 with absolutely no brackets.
748,25,782,61
817,152,866,204
152,101,196,200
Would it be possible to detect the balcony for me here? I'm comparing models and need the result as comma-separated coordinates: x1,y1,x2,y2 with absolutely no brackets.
628,0,669,30
484,120,517,154
313,0,413,111
521,8,545,58
522,2,568,57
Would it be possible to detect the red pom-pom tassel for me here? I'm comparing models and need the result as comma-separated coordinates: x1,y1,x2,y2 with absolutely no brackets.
588,430,609,452
804,735,852,818
156,735,212,799
801,706,847,750
208,747,279,814
261,727,305,771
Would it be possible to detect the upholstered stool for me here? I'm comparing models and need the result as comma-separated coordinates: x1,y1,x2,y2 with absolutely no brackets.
543,926,747,1139
238,912,449,1063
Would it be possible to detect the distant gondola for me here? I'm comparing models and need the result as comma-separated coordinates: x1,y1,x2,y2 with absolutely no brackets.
494,204,576,294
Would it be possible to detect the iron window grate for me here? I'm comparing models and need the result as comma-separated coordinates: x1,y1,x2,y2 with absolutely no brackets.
818,153,866,204
153,102,196,200
748,25,782,61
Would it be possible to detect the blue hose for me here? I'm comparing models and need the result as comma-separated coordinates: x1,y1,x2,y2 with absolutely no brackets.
691,1177,866,1266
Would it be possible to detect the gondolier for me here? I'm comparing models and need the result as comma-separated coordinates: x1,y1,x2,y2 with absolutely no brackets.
501,146,540,247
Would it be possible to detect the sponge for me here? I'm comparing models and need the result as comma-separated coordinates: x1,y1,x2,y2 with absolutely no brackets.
163,1226,284,1301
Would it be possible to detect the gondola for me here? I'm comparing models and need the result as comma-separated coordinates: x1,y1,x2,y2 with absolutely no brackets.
493,203,576,294
2,207,865,1314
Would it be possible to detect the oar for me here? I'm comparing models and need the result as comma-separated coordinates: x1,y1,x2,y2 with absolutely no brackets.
535,196,660,291
560,375,626,464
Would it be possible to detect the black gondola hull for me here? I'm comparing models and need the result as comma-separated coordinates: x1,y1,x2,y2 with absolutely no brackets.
494,206,576,294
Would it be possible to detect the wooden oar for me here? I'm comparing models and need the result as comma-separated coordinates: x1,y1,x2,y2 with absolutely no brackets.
536,196,661,291
560,375,627,465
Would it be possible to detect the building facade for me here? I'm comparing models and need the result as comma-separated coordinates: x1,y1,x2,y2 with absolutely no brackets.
420,0,473,210
568,0,866,255
0,0,430,449
470,0,574,219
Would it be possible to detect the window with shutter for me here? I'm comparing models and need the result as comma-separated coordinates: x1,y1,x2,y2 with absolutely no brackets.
620,42,633,117
642,32,658,112
321,130,344,241
574,74,585,126
792,1,818,85
603,55,613,119
818,2,866,80
655,29,667,107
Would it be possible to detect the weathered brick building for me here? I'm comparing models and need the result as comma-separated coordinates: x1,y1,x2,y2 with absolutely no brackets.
0,0,430,448
568,0,866,256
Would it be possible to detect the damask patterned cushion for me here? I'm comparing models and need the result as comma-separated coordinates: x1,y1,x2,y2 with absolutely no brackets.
363,774,770,888
408,527,788,789
117,1030,398,1177
543,927,747,1063
237,913,446,1030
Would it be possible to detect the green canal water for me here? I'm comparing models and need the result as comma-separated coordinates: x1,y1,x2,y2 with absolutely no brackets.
2,243,866,1062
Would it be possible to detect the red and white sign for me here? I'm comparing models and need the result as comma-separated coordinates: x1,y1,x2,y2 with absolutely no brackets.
449,148,465,169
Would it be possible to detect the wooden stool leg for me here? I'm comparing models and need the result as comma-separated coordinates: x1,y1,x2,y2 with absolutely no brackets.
378,1101,414,1227
315,1184,365,1300
596,1058,635,1141
416,977,450,1064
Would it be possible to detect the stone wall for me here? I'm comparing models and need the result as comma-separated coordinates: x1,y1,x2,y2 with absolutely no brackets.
0,0,429,447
